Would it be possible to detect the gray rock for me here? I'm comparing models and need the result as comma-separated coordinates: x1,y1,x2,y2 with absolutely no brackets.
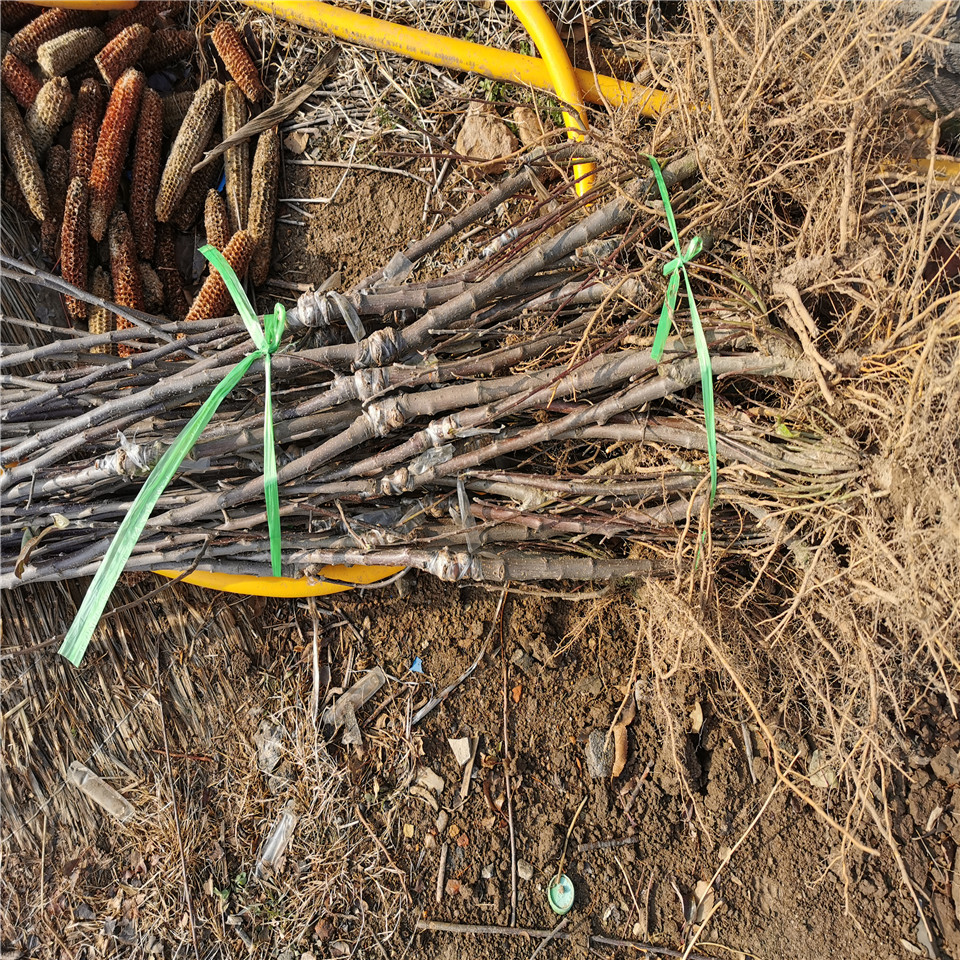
586,729,615,779
930,744,960,783
510,647,539,677
517,859,535,882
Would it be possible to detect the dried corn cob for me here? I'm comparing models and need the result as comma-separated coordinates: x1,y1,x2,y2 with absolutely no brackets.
161,89,193,138
139,28,194,75
139,262,164,313
172,129,220,231
130,86,162,260
108,208,143,356
155,223,188,321
7,7,93,63
156,78,222,223
185,229,254,324
3,171,33,218
103,1,181,41
222,80,248,233
204,189,228,251
1,90,47,220
1,2,39,32
25,76,73,155
60,176,89,320
36,26,104,77
211,22,264,104
88,67,144,241
95,22,149,88
1,51,40,108
87,265,115,353
247,126,279,286
67,77,104,183
41,142,68,259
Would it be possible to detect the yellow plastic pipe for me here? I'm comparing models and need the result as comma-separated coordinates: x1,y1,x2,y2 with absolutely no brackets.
504,0,593,194
23,1,137,8
153,564,405,597
243,0,667,116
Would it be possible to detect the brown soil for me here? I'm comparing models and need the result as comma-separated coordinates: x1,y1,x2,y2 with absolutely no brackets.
338,580,960,960
272,162,428,292
5,575,957,959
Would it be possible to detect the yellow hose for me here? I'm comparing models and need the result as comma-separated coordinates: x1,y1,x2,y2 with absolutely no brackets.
24,0,137,7
910,156,960,179
153,564,405,597
243,0,666,115
504,0,593,195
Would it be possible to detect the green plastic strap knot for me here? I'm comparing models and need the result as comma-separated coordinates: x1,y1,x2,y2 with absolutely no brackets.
58,245,285,666
646,155,717,505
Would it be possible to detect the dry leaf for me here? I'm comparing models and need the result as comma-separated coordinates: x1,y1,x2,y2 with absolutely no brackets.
193,47,340,173
612,723,629,778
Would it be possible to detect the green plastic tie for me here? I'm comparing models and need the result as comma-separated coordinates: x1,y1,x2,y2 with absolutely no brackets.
58,246,286,666
646,155,717,504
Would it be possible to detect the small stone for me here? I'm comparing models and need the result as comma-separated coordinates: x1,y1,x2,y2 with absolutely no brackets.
510,647,538,677
403,823,414,839
436,810,449,834
449,824,460,839
481,862,496,879
76,903,96,921
586,729,615,779
424,833,437,850
931,745,960,783
517,859,535,882
455,108,518,175
445,879,461,897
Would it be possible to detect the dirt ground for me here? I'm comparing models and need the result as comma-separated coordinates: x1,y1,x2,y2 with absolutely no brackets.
8,575,956,959
332,579,960,960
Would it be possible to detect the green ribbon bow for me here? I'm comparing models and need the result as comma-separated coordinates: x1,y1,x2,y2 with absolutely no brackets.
59,245,286,667
646,155,717,504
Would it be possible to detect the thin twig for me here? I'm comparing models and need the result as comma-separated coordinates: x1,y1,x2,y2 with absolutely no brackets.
415,920,714,959
356,805,411,904
529,916,570,960
499,585,517,926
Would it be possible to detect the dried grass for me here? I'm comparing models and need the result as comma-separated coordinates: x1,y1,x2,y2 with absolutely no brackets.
565,0,959,890
2,582,413,955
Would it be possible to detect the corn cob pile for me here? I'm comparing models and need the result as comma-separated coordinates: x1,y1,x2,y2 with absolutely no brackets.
1,1,278,348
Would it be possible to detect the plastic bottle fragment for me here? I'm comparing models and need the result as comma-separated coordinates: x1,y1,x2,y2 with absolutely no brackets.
66,761,135,822
253,800,298,879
